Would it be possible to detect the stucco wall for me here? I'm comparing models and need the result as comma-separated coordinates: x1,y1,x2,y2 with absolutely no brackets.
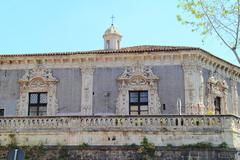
93,67,124,115
152,65,185,114
0,70,25,116
53,68,82,114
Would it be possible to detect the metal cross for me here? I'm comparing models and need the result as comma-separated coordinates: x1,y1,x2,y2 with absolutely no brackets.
111,15,115,25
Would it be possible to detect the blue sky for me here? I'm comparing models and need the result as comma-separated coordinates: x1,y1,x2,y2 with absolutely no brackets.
0,0,238,65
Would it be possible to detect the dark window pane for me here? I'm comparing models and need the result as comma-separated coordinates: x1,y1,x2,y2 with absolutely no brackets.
140,92,148,97
0,109,4,116
140,97,148,103
40,93,47,104
30,93,38,104
130,97,138,103
130,92,138,98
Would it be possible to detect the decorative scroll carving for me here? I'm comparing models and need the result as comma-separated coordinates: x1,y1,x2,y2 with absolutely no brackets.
116,63,161,115
207,72,228,114
16,65,58,116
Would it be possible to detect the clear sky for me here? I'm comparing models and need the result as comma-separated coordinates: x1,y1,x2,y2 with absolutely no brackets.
0,0,238,65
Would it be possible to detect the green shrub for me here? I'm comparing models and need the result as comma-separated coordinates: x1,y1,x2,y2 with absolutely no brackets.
137,137,155,159
218,142,229,149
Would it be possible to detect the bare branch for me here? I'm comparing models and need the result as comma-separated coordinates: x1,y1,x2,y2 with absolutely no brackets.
199,0,233,50
234,0,240,49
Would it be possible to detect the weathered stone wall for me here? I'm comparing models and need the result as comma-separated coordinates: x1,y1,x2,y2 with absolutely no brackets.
0,146,238,160
152,65,185,114
0,70,25,116
92,67,124,115
0,68,83,116
52,68,82,114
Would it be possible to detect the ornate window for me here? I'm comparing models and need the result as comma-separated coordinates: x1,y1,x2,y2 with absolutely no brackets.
116,63,161,115
207,74,228,114
129,91,148,115
17,66,58,116
28,92,47,116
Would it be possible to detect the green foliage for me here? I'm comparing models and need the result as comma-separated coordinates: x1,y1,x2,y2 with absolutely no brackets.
124,143,138,148
181,142,213,149
177,0,240,64
166,144,173,148
8,134,17,148
137,137,155,159
218,142,229,149
78,142,89,148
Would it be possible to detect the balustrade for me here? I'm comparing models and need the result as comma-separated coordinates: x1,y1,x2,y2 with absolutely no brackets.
0,115,239,133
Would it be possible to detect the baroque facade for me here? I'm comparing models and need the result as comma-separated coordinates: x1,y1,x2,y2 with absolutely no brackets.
0,24,240,149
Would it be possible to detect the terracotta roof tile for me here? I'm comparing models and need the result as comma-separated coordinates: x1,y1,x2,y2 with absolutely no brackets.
0,45,199,57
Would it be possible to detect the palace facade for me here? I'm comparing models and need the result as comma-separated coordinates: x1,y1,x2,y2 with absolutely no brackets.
0,24,239,149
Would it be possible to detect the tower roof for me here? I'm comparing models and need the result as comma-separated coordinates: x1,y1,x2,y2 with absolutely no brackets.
103,24,122,37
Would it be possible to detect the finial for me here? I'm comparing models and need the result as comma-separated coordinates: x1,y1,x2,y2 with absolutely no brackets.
111,15,115,26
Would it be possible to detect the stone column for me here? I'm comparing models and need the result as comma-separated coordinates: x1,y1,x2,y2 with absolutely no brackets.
182,62,203,114
80,66,94,115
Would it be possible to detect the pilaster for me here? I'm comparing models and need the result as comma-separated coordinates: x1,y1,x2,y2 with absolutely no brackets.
80,66,95,115
182,61,204,114
231,79,239,116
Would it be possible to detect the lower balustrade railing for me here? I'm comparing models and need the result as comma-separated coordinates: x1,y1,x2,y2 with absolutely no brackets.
0,115,239,132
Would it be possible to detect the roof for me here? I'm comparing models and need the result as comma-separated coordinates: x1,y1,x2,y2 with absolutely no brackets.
0,45,238,69
0,45,199,57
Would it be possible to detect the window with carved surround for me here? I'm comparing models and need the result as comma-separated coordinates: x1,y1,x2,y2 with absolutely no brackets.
17,66,58,116
116,63,161,115
207,74,228,114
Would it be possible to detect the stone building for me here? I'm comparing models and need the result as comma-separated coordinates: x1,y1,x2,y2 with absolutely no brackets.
0,24,239,149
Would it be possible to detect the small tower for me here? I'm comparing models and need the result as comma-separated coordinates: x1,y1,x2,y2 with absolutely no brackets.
103,16,122,50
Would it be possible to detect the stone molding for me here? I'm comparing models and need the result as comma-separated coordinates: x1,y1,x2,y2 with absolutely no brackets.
116,62,161,115
16,65,58,116
0,50,239,82
207,72,228,114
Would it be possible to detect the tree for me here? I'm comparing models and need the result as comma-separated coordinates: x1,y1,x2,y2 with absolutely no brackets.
177,0,240,64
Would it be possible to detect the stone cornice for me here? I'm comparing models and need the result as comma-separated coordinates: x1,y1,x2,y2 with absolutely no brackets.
0,50,239,80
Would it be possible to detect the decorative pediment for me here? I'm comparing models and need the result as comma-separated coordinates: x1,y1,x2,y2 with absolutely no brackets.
208,74,228,92
19,65,58,83
117,63,159,86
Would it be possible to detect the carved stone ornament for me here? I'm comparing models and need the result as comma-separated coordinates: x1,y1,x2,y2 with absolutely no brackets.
16,65,59,116
207,72,228,114
116,63,161,115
